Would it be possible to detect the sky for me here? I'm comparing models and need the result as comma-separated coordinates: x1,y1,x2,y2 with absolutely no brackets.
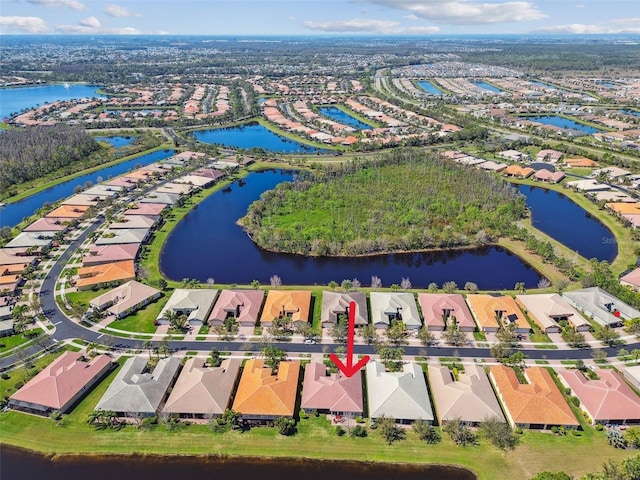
1,0,640,36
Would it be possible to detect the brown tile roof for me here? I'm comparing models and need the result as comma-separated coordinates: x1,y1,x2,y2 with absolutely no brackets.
558,368,640,423
417,293,475,331
232,359,300,417
300,362,364,414
489,365,579,427
82,243,140,266
76,260,136,289
46,204,89,219
259,290,311,325
465,294,529,331
9,351,112,413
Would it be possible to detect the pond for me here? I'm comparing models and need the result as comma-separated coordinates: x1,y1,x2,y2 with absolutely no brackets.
94,136,136,148
0,446,477,480
0,84,105,119
417,81,443,95
160,170,544,290
620,109,640,117
0,149,175,228
516,184,617,262
192,123,327,153
526,115,603,134
318,106,372,130
473,81,503,93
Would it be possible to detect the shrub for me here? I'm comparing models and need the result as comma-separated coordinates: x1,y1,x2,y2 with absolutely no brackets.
336,426,345,436
595,423,604,431
350,425,367,438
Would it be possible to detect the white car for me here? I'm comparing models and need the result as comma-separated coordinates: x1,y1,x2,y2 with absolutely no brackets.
303,339,316,344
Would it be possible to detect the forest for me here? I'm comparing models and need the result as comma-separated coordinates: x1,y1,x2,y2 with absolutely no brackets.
0,125,100,194
240,148,527,256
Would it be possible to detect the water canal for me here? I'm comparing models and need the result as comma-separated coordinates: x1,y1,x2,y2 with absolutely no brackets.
0,445,477,480
318,106,372,130
417,81,444,95
192,123,327,153
0,149,175,228
160,170,543,290
526,115,603,134
473,81,503,93
0,84,105,119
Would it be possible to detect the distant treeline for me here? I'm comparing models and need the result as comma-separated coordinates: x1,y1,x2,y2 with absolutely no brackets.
0,125,100,192
241,148,526,256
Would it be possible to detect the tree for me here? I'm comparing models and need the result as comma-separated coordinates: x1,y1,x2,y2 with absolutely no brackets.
206,277,215,288
428,282,439,293
622,454,640,479
209,347,222,367
386,320,408,346
400,277,412,291
371,275,382,288
531,473,573,480
164,310,186,331
359,324,378,345
464,282,478,293
157,278,168,291
295,323,316,341
375,343,404,372
607,427,628,449
274,416,296,436
330,314,349,344
514,282,526,294
143,339,153,357
479,416,519,450
594,325,621,347
416,326,435,346
262,344,286,371
375,415,405,445
442,281,457,294
443,418,477,446
562,326,588,349
341,279,353,291
442,317,467,347
328,280,338,291
624,427,640,449
251,279,261,290
412,419,440,444
632,349,640,365
270,274,282,288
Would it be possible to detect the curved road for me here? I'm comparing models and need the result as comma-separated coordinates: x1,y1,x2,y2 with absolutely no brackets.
0,214,636,371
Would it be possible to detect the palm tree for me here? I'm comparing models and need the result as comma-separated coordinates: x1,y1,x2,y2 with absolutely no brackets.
514,282,526,294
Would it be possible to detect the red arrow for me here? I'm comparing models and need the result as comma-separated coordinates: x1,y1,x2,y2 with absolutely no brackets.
329,301,370,378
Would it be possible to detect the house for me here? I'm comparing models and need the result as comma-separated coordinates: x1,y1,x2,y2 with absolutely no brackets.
62,193,100,206
477,160,508,172
516,294,590,333
162,357,242,419
231,359,300,424
157,289,219,327
82,243,140,267
534,169,565,183
503,164,534,179
9,351,113,415
366,360,433,425
45,204,90,219
123,203,166,217
417,293,476,332
427,363,504,426
175,175,217,188
95,228,150,246
563,287,640,328
465,294,530,333
0,318,14,337
108,215,157,230
89,280,162,319
320,291,368,328
155,182,193,195
498,149,527,162
623,365,640,390
208,289,265,327
0,248,38,267
76,260,136,290
23,217,69,233
83,184,123,198
620,267,640,291
259,290,312,328
488,365,579,430
536,149,564,163
300,361,364,417
563,158,599,168
140,192,179,206
6,232,54,249
557,368,640,425
95,356,181,417
369,292,422,330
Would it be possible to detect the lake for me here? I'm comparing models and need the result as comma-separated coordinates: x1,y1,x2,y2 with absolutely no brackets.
160,170,544,290
621,109,640,117
0,84,105,119
526,115,602,134
473,81,503,93
192,123,326,153
0,149,175,228
94,136,136,148
517,184,617,262
417,81,443,95
318,106,372,130
0,445,477,480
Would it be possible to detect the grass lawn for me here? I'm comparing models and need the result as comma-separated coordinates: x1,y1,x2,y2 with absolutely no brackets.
0,331,43,357
65,287,112,310
107,299,166,334
0,347,71,399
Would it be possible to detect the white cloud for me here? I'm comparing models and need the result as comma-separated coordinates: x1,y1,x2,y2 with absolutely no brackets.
532,17,640,34
362,0,546,25
302,18,439,34
104,4,140,18
79,16,101,28
0,16,49,33
576,4,586,8
27,0,85,11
